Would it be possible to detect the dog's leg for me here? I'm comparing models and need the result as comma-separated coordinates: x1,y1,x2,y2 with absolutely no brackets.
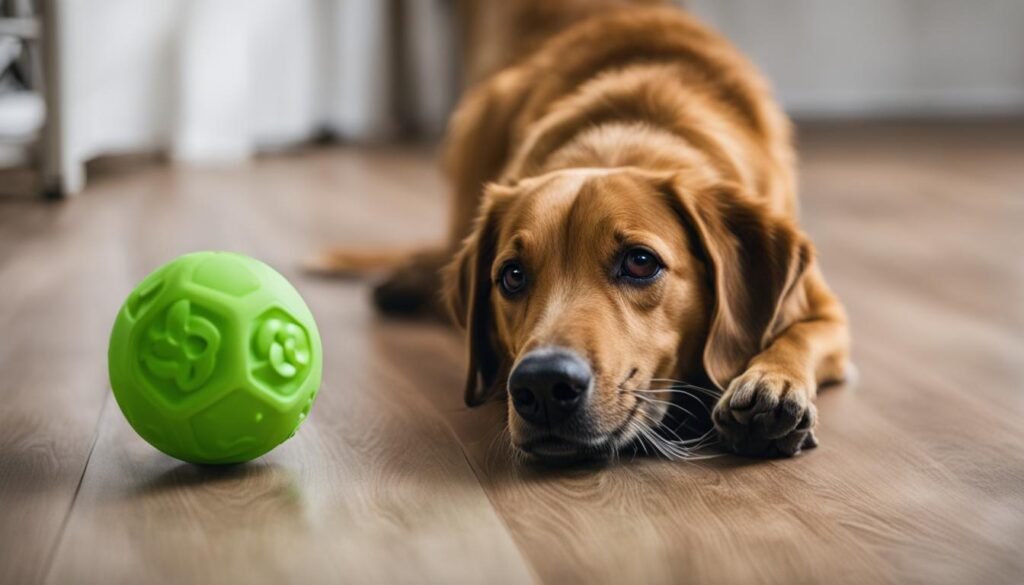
713,269,850,457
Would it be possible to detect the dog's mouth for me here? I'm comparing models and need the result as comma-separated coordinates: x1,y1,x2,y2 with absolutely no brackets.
514,398,644,464
516,435,623,464
518,436,593,462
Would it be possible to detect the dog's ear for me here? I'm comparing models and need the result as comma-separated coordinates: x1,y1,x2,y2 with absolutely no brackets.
662,178,812,390
443,188,512,407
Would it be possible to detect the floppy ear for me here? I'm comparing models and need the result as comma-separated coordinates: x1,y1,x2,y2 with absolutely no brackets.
664,179,812,390
443,191,511,407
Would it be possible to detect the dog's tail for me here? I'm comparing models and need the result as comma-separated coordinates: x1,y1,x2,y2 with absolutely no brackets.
458,0,670,86
304,248,419,277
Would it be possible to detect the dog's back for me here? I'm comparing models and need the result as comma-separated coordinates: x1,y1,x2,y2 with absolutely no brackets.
458,0,668,86
445,2,797,234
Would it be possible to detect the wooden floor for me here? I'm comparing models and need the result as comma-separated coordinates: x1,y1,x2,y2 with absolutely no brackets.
1,121,1023,585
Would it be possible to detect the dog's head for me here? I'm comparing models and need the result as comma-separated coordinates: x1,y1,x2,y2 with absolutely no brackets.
445,168,809,462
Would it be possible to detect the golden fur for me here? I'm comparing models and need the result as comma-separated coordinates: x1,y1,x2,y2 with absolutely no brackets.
321,1,850,459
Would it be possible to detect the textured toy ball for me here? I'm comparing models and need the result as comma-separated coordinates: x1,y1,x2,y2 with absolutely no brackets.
108,252,322,464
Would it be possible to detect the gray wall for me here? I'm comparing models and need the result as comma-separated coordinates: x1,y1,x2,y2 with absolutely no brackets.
688,0,1024,117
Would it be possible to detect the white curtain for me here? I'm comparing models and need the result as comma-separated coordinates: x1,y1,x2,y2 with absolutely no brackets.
56,0,457,194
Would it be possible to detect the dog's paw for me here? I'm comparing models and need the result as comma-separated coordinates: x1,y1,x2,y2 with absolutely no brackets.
712,368,818,457
372,254,449,318
373,265,437,315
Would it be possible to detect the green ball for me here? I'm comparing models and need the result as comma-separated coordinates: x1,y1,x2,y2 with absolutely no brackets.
108,252,322,464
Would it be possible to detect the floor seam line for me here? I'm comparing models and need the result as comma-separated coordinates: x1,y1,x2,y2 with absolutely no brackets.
451,430,545,585
39,390,109,584
374,347,544,584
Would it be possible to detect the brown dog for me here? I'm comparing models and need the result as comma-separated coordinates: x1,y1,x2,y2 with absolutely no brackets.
320,1,850,461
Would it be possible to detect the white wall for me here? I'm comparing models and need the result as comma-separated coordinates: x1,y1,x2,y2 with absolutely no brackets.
688,0,1024,117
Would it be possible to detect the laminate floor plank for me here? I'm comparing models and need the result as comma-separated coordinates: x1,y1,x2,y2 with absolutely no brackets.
0,188,139,585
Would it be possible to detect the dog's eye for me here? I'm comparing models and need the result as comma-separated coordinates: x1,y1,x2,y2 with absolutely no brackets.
619,247,662,281
498,261,527,295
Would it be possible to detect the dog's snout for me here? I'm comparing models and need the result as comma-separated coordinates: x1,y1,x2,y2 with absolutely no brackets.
508,349,592,426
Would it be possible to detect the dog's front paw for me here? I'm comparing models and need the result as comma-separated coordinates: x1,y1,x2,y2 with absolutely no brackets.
712,368,818,457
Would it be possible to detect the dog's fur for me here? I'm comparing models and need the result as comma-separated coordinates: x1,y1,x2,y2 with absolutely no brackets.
319,0,850,460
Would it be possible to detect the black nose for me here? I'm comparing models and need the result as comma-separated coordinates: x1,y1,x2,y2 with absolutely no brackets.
508,349,592,427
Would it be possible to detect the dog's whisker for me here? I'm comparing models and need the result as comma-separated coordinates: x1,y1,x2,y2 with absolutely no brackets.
641,385,721,400
682,429,719,451
626,418,659,455
630,386,714,397
635,407,691,446
631,422,651,458
630,383,720,398
645,378,723,397
629,388,714,414
631,407,724,461
631,412,709,461
631,394,699,420
636,424,678,460
683,429,722,454
618,376,721,398
648,377,711,385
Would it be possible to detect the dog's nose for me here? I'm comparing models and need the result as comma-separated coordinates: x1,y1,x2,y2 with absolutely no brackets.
508,349,592,427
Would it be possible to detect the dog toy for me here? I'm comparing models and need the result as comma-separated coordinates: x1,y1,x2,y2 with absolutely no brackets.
108,252,322,464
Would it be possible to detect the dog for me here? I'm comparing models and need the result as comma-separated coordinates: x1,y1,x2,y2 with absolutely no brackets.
316,0,850,462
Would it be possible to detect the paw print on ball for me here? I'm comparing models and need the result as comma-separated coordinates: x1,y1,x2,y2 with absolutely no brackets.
141,299,222,394
250,308,312,397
